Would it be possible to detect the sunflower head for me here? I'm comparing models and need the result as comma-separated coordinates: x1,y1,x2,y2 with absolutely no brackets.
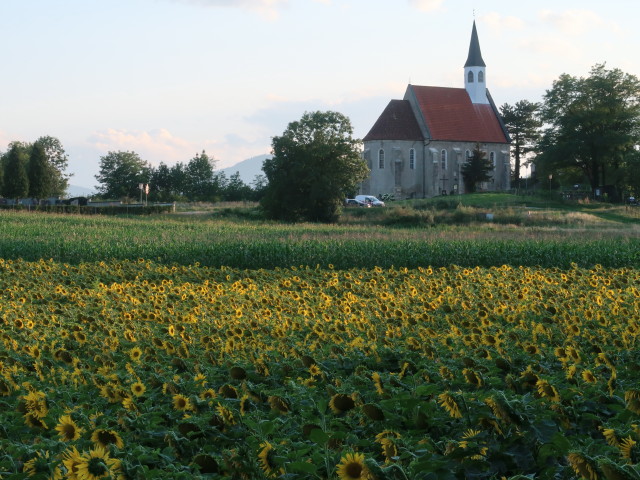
91,428,124,449
77,446,122,480
258,441,283,478
336,452,370,480
329,394,356,414
172,394,193,412
567,452,599,480
56,414,83,442
23,451,62,479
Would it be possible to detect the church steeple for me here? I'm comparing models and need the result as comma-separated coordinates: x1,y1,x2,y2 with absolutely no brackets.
464,20,488,104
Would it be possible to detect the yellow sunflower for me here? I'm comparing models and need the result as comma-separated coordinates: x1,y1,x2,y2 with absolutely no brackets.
76,445,122,480
62,446,83,480
172,394,193,412
55,414,83,442
130,381,146,397
268,395,290,415
336,452,370,480
536,379,561,402
438,392,463,419
329,394,356,414
567,452,598,480
22,450,63,479
129,346,143,362
90,428,124,450
258,441,283,478
619,436,637,461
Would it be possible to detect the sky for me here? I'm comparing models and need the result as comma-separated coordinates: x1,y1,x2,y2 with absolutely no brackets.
1,0,639,190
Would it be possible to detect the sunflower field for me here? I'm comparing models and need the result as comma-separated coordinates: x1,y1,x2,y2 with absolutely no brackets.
1,252,640,479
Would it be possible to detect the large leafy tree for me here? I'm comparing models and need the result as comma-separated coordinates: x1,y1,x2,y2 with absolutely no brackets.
183,151,222,201
537,64,640,197
95,151,151,200
461,143,493,193
261,110,368,222
3,144,30,199
500,100,541,189
150,162,178,201
34,136,71,195
27,142,52,199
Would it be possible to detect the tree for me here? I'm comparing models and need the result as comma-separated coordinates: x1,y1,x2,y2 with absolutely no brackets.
461,143,493,193
150,162,177,202
223,171,252,201
27,142,52,200
251,174,268,201
183,151,222,201
536,64,640,198
3,144,29,199
261,111,368,222
500,100,541,189
95,151,151,200
34,136,71,195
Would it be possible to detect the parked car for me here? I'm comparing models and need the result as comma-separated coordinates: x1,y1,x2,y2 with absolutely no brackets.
344,198,370,207
355,195,385,207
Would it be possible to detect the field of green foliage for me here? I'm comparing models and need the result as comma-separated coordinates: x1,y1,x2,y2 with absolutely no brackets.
0,207,638,269
1,204,639,479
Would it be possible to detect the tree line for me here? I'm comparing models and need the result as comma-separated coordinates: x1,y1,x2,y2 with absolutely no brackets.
95,150,267,203
500,63,640,200
0,136,71,200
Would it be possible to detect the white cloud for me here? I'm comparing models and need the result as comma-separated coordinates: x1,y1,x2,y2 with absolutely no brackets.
172,0,289,19
538,9,621,36
88,128,207,166
408,0,444,13
479,12,525,35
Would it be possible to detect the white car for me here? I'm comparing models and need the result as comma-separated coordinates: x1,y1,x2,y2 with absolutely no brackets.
355,195,385,207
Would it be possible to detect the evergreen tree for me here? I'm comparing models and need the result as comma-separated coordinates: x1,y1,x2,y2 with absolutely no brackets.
3,144,29,199
461,143,493,193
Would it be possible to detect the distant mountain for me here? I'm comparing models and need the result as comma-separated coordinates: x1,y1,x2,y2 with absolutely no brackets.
67,185,96,198
220,154,270,185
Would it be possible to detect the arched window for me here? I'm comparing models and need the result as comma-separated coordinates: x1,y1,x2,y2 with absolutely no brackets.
409,148,415,170
465,149,472,160
440,149,447,171
478,71,484,83
378,149,385,169
467,71,474,83
490,151,496,169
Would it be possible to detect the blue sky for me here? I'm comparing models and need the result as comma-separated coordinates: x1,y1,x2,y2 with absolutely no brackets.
1,0,638,189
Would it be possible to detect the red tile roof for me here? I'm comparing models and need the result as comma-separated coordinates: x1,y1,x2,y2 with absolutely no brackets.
362,99,424,142
407,85,508,144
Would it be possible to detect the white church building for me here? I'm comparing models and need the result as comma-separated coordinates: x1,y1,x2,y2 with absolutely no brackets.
360,21,511,199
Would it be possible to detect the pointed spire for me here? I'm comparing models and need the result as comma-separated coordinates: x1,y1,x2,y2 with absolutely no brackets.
464,20,485,67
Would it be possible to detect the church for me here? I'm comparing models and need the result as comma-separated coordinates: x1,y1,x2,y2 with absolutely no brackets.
360,21,511,199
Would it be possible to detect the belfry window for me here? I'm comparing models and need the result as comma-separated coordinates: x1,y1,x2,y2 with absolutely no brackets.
478,71,484,83
467,71,474,83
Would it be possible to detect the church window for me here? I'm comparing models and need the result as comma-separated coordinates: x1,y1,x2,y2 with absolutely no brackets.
490,152,496,169
378,149,385,169
467,71,474,83
478,71,484,83
440,149,447,171
465,149,472,160
409,149,415,170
